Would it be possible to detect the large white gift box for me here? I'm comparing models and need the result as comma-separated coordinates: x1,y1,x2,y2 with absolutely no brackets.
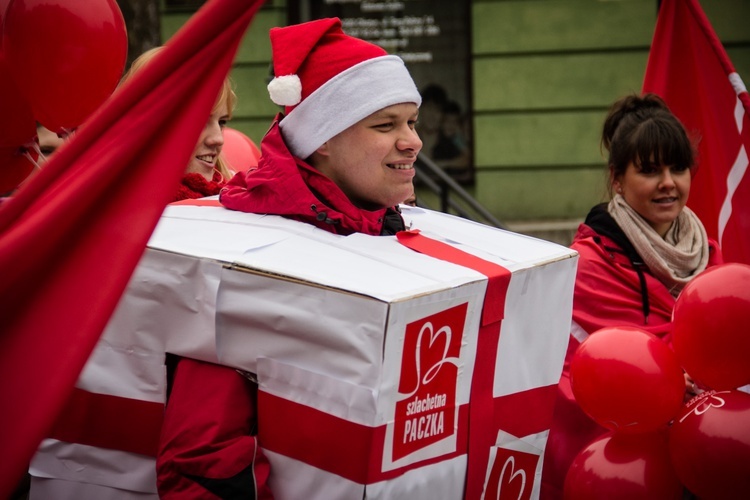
30,200,577,500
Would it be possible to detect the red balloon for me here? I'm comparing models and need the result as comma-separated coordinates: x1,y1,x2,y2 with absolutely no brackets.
672,263,750,390
2,0,127,132
0,145,37,193
0,54,35,148
564,431,683,500
570,326,685,433
669,389,750,500
221,127,261,174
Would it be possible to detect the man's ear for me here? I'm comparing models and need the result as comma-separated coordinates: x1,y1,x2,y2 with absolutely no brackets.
307,143,330,171
315,141,331,157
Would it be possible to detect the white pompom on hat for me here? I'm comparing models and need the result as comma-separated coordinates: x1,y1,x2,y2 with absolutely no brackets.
268,17,421,160
267,74,301,107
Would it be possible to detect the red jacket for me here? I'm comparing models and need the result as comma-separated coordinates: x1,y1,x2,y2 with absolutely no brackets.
157,360,273,499
221,116,403,236
156,117,404,499
174,171,227,202
540,204,723,499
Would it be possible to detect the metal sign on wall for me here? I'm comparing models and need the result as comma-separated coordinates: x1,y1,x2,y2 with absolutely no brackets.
294,0,474,185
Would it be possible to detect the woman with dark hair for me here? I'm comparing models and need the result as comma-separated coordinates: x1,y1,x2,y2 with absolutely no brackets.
540,93,723,498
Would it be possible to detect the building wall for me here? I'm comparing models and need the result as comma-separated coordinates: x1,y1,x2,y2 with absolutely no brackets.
160,0,288,143
469,0,750,225
160,0,750,227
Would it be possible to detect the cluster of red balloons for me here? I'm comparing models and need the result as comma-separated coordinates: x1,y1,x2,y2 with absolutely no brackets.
0,0,127,192
564,263,750,499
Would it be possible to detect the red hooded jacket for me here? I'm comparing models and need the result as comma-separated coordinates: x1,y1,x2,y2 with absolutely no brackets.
540,203,723,499
220,116,404,236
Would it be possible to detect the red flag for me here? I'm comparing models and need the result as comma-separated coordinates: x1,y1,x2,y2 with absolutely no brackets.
0,0,265,495
643,0,750,264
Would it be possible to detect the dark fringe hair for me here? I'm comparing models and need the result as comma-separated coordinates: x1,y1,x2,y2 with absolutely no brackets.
601,93,696,182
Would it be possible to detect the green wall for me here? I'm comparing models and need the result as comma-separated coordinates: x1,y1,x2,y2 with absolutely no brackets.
469,0,750,223
470,0,654,221
161,0,288,142
160,0,750,224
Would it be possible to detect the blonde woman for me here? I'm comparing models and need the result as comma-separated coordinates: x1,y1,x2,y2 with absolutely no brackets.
123,47,237,201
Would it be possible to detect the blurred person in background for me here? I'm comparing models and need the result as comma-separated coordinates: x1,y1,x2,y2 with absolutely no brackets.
122,46,237,202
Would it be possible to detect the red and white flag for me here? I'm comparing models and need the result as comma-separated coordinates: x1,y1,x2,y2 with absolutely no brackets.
643,0,750,264
0,0,264,495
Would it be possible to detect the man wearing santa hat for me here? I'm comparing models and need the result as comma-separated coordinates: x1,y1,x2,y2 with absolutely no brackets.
156,17,422,498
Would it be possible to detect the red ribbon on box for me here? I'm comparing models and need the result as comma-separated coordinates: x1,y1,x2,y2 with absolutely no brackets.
49,388,164,457
398,230,560,498
259,392,470,484
397,230,511,499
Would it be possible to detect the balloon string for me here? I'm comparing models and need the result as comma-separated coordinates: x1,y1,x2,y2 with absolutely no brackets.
23,151,43,172
58,127,74,140
23,143,44,172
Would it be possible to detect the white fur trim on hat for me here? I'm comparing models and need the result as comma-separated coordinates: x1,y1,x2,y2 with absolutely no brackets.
279,55,421,159
268,74,302,106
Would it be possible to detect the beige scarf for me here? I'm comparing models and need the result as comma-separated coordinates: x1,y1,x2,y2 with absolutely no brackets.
608,194,709,297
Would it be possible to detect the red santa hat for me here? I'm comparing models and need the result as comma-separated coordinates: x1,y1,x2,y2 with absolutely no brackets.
267,17,421,159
